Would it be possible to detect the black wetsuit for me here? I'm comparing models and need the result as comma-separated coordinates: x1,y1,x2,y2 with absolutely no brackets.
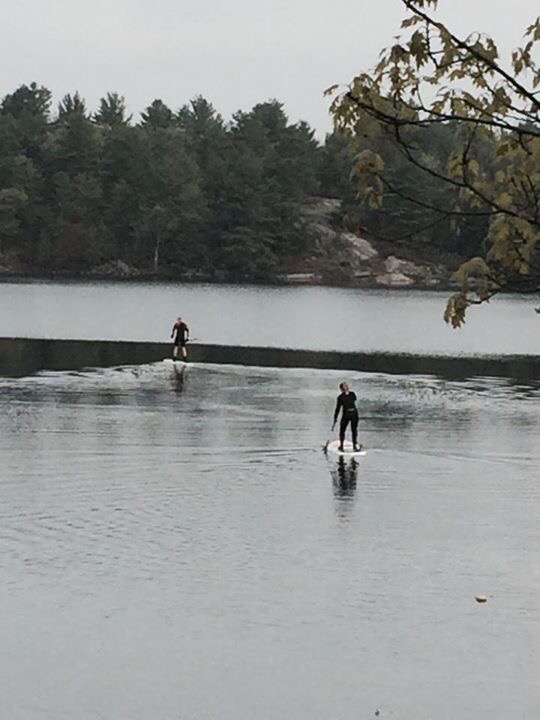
172,322,189,346
333,391,359,447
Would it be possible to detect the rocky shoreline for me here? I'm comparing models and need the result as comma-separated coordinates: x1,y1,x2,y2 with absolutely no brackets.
289,197,455,289
0,265,455,291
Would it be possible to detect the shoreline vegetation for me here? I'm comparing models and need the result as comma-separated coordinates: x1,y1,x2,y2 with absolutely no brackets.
0,269,456,291
1,84,490,289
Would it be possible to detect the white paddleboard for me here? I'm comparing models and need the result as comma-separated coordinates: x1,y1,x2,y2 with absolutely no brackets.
325,440,366,457
163,359,187,366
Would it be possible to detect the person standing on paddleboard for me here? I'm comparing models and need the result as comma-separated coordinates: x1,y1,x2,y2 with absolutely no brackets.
171,316,190,360
332,382,361,452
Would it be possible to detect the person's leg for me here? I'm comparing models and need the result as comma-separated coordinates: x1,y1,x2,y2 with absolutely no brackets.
172,342,178,359
181,341,187,360
351,415,359,449
339,417,349,450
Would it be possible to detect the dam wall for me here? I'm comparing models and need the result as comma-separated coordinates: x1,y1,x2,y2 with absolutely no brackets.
1,337,539,380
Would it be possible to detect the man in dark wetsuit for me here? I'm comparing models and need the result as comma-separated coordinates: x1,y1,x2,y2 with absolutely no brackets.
332,382,361,452
171,316,190,360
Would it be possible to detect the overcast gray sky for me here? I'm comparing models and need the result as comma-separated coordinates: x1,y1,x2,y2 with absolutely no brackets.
1,0,537,133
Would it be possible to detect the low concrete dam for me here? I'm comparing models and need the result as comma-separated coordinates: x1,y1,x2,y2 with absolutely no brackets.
1,337,540,380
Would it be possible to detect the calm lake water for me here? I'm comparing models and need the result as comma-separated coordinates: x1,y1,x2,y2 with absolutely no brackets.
1,279,539,355
1,360,540,719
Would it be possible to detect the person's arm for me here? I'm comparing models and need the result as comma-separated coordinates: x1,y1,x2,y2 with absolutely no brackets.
170,323,176,339
332,395,342,428
185,323,190,341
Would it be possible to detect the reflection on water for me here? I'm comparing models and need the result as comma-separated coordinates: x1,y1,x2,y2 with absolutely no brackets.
331,456,358,500
171,361,186,394
1,362,540,719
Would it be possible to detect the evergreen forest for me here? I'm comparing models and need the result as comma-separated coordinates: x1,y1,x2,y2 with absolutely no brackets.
0,83,491,281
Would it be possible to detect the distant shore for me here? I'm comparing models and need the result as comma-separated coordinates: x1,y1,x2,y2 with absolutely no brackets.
0,199,461,292
0,268,457,292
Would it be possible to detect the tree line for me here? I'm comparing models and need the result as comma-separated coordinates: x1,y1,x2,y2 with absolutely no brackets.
0,82,498,281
